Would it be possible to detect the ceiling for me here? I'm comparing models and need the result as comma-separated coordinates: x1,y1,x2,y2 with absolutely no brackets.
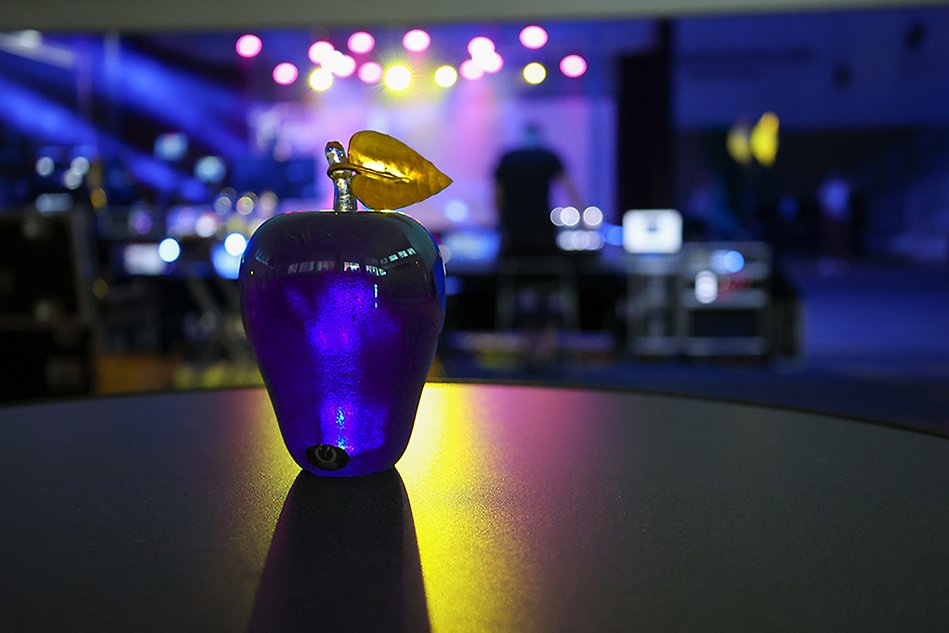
1,0,945,33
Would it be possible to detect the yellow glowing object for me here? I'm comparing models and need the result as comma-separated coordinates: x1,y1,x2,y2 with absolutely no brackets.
726,121,752,166
332,130,452,210
308,67,334,92
434,65,458,88
750,111,780,167
523,62,546,85
384,65,412,91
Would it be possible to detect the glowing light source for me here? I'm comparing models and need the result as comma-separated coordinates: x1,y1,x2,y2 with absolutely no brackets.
561,206,580,227
384,65,412,91
309,67,334,91
444,200,469,223
467,36,495,58
158,238,181,263
695,270,719,304
560,54,587,78
403,29,431,52
519,25,548,49
347,32,375,54
358,62,384,84
224,232,248,257
325,51,356,78
460,60,484,81
308,40,335,64
195,213,218,238
236,34,262,58
273,62,299,85
473,50,503,74
550,207,564,226
727,122,752,166
35,156,54,177
750,112,780,167
523,62,546,85
434,65,458,88
582,206,603,227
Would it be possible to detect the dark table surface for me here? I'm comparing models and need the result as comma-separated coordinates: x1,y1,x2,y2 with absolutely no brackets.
0,383,947,632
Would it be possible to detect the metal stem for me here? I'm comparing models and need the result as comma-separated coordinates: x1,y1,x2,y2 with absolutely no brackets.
325,141,356,213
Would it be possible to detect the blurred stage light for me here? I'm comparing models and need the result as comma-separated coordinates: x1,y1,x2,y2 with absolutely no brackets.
70,156,89,175
347,32,375,54
224,232,248,257
727,121,752,166
750,112,780,167
195,212,218,238
273,62,299,85
35,156,54,176
444,199,470,223
711,249,745,274
212,245,241,279
561,206,580,226
158,238,181,263
403,29,431,52
582,206,603,227
62,169,82,190
236,34,262,58
308,67,334,92
560,54,587,78
519,25,548,49
384,65,412,91
236,194,255,215
474,50,503,74
358,61,384,84
550,207,564,226
308,40,335,64
460,60,484,81
434,65,458,87
467,36,495,58
523,62,546,84
694,271,718,304
327,51,356,78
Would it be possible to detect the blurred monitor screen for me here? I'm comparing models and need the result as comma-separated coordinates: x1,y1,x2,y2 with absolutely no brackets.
623,209,683,254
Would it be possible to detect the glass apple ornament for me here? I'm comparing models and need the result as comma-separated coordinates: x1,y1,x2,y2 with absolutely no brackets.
239,131,451,476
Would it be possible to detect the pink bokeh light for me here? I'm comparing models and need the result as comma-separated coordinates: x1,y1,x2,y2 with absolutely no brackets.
236,34,262,58
460,59,484,81
403,29,431,53
473,50,503,74
358,61,384,84
467,36,495,58
519,26,548,50
308,40,335,64
347,32,375,54
560,54,587,78
273,62,299,85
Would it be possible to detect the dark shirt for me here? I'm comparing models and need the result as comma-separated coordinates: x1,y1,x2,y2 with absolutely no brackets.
494,148,564,256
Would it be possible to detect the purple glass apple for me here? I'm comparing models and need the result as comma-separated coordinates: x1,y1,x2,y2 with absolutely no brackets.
239,137,446,476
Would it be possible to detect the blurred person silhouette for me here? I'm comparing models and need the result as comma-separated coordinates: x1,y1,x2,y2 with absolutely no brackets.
493,122,581,256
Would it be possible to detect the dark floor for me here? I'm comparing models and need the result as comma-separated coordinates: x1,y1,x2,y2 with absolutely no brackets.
443,257,949,437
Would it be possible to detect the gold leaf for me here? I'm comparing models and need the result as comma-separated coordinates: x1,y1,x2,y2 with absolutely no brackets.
347,130,452,209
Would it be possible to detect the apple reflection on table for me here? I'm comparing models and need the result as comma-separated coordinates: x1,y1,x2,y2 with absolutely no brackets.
248,469,430,632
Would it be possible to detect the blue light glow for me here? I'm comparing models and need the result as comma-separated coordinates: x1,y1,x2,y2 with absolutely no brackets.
158,238,181,263
211,244,241,279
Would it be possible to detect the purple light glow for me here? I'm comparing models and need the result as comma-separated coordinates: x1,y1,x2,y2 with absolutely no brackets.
273,62,299,85
403,29,431,52
519,25,548,49
236,34,262,58
560,54,587,78
347,32,375,54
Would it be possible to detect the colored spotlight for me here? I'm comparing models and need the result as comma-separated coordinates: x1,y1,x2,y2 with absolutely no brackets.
308,40,335,64
560,54,587,78
474,50,503,74
273,62,299,85
236,34,262,58
347,31,375,54
523,62,546,84
224,232,248,257
519,25,548,49
309,67,334,91
434,65,458,87
561,206,580,227
327,52,356,77
582,206,603,227
358,62,384,84
158,238,181,263
460,59,484,81
384,65,412,91
467,36,495,58
403,29,431,52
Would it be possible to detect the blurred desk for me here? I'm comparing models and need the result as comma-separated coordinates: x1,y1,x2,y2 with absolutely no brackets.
0,384,947,631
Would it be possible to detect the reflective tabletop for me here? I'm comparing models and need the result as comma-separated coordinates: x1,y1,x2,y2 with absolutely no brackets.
0,383,947,632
